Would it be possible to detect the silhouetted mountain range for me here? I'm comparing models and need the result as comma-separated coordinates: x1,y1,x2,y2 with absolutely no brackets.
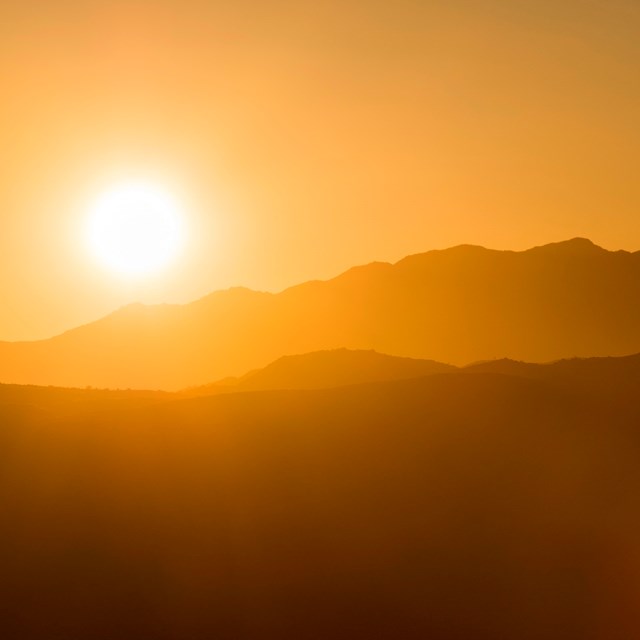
185,347,640,401
2,350,640,638
185,348,456,396
2,238,640,389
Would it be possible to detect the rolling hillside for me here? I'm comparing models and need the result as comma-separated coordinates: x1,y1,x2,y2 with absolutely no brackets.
2,354,640,638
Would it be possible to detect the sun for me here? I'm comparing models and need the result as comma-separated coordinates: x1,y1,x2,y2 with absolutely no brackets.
86,182,186,277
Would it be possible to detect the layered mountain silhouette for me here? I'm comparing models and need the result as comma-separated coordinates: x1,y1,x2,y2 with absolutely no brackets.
186,347,640,407
2,237,640,389
185,348,456,396
3,351,640,638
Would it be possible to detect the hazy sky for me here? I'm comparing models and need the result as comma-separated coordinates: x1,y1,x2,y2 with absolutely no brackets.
1,0,639,340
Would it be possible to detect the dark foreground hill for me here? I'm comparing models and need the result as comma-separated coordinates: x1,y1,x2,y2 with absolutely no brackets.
2,356,640,638
2,238,640,389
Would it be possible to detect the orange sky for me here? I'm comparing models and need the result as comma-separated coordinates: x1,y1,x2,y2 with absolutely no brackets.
1,0,639,340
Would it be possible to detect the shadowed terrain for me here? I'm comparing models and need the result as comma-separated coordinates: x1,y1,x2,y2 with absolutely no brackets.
2,238,640,389
2,351,640,639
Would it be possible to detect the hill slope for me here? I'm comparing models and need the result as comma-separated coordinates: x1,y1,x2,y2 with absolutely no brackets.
186,348,456,395
2,238,640,389
2,358,640,638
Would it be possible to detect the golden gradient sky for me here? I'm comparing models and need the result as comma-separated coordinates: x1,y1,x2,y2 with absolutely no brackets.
1,0,639,340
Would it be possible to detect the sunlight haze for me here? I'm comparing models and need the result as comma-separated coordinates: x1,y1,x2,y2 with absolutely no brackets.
1,0,639,340
86,182,187,277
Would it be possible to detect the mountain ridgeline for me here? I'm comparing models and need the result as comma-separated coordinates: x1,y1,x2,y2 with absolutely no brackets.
1,238,639,389
185,348,456,396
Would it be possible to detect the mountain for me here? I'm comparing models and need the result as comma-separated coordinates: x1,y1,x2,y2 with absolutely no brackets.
466,352,640,404
187,348,640,400
185,348,456,395
2,355,640,638
2,238,640,389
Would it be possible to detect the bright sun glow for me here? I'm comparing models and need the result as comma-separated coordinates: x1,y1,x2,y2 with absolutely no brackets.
86,182,186,277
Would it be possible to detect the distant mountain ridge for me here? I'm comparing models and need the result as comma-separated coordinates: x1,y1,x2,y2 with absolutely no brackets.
186,349,456,396
1,238,640,389
189,348,640,398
